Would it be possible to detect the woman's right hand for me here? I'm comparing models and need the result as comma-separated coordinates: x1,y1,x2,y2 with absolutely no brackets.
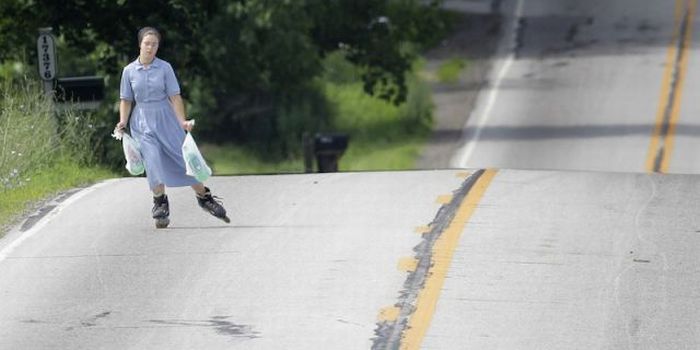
115,121,127,131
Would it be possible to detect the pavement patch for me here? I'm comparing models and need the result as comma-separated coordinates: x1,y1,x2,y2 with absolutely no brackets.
372,169,497,349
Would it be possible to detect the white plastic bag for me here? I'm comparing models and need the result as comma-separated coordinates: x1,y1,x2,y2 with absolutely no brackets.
121,133,145,175
182,132,212,182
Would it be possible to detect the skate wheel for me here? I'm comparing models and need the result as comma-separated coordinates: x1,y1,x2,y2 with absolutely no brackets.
155,217,170,229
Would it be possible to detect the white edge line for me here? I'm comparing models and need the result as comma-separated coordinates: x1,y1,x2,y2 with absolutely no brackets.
450,0,525,168
0,179,120,263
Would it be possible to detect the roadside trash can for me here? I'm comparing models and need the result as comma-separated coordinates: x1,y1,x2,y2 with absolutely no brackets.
314,133,348,173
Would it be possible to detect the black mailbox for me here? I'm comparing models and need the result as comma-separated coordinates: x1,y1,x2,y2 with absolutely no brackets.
55,76,104,103
314,133,349,173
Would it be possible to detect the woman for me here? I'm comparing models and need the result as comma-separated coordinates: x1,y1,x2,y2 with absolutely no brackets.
115,27,228,228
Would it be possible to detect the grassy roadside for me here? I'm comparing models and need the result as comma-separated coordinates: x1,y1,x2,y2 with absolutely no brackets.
0,78,118,236
200,128,429,174
199,144,304,174
0,161,115,235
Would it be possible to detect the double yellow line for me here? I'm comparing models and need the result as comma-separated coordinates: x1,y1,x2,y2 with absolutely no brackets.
645,0,697,173
399,170,497,350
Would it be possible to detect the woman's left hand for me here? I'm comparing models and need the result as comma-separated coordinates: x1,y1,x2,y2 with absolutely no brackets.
181,119,194,132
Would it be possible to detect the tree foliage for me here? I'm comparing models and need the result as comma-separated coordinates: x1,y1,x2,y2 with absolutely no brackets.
1,0,446,149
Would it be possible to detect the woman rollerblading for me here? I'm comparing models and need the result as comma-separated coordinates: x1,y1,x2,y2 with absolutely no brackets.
115,27,231,228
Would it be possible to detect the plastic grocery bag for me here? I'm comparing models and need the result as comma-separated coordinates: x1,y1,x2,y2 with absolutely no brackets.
182,132,212,182
121,133,145,175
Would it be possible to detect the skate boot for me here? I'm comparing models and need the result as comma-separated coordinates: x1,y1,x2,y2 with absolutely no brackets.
152,194,170,228
196,187,230,223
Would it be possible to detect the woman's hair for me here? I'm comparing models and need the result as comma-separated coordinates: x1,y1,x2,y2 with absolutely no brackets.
137,27,161,45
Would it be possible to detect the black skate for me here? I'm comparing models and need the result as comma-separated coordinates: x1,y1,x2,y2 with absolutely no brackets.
196,187,230,223
152,194,170,228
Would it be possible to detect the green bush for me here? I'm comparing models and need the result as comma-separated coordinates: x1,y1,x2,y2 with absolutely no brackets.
199,51,434,173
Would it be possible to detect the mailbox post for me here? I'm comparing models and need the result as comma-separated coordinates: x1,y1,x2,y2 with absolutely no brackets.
37,27,57,96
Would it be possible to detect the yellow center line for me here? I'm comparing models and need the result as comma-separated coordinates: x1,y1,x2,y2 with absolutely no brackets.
660,0,696,172
645,0,696,173
644,1,679,172
399,169,498,350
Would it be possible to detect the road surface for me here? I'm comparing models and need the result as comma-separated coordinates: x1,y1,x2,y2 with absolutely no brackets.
3,170,700,349
4,0,700,349
452,0,700,174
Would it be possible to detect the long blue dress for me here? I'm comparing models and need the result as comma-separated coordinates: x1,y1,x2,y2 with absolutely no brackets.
119,57,199,190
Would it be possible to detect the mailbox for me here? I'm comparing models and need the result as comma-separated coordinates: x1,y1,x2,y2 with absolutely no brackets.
55,76,104,103
314,133,349,173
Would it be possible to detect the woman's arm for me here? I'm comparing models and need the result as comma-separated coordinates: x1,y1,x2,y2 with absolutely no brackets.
117,99,133,130
169,94,192,132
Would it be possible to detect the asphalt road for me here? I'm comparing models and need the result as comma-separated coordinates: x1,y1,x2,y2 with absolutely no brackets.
452,0,700,174
418,170,700,349
4,0,700,349
0,172,465,349
4,170,700,349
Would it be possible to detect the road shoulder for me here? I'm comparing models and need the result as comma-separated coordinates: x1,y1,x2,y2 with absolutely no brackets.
416,5,502,169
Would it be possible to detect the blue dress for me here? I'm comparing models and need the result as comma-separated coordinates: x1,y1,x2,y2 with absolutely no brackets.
119,57,199,190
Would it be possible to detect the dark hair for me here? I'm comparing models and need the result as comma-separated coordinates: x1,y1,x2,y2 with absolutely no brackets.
137,27,161,45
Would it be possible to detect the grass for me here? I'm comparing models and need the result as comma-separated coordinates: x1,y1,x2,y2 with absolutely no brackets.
0,78,117,236
437,58,468,83
342,138,428,171
322,55,432,171
0,160,115,233
324,78,431,171
200,144,304,174
201,134,428,175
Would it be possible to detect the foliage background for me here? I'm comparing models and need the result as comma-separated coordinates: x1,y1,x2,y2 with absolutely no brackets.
1,0,450,168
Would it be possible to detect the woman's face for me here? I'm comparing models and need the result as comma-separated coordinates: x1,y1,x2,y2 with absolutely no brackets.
139,34,159,62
